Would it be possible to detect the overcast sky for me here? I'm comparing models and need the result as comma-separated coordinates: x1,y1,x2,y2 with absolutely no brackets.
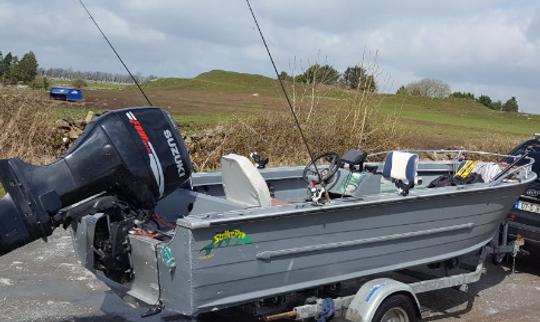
1,1,539,112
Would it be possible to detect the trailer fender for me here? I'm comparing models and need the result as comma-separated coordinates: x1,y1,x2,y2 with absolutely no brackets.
345,278,421,322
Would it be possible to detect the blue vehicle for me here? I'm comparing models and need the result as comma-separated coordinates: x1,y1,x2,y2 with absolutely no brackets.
49,86,84,102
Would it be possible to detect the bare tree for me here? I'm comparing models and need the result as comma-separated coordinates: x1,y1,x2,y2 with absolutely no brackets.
404,78,451,97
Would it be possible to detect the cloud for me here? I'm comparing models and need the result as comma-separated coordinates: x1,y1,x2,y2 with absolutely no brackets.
0,0,539,113
527,7,540,40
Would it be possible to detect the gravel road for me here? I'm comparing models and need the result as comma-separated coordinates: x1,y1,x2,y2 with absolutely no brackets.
1,229,539,322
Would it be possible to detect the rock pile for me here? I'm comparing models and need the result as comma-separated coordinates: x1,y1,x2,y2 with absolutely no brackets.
53,111,95,152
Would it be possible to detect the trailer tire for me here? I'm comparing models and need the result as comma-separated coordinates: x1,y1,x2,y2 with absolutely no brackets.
372,294,417,322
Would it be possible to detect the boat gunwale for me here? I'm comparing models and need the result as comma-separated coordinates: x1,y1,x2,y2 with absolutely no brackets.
178,149,536,229
367,148,532,160
367,149,536,187
177,172,536,229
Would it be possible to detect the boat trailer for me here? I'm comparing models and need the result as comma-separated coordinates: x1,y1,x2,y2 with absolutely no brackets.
258,244,516,322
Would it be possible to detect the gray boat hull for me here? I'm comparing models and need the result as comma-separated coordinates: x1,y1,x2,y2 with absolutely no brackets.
160,182,526,315
71,160,535,317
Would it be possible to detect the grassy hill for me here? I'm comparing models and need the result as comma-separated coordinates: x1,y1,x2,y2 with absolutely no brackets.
376,95,540,146
142,70,277,92
74,69,540,148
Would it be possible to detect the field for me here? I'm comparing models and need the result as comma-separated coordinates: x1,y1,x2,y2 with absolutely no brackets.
80,71,537,134
1,69,539,171
79,70,539,148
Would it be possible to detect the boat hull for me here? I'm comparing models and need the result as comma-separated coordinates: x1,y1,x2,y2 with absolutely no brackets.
158,182,527,316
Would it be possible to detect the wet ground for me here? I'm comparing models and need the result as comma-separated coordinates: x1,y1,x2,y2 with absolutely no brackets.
0,229,539,322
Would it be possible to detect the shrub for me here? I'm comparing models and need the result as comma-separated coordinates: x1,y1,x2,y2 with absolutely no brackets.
450,92,475,100
301,64,340,85
30,76,50,90
72,79,88,89
0,90,60,164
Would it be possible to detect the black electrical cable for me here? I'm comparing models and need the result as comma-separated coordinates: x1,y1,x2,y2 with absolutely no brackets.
78,0,153,106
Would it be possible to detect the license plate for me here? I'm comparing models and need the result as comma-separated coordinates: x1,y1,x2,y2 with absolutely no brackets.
514,200,540,213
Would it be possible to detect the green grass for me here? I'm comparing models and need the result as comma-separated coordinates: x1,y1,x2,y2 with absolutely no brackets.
173,113,236,130
377,95,540,137
142,77,195,89
50,106,93,120
195,70,276,89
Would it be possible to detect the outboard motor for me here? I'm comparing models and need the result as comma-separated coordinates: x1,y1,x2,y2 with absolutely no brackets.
0,107,192,256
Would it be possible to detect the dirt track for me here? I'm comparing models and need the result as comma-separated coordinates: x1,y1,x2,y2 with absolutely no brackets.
0,229,539,322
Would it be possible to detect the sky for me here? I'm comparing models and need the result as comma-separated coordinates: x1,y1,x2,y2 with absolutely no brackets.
1,0,539,113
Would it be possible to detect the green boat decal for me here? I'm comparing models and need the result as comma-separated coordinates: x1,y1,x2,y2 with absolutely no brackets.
160,245,176,268
199,229,252,260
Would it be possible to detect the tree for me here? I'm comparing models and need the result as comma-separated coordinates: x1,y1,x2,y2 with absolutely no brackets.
342,65,376,91
490,100,502,111
450,92,475,100
301,64,340,85
40,67,154,84
1,52,14,84
404,78,451,97
294,73,307,83
72,78,88,89
6,55,20,84
278,71,292,81
502,97,518,112
17,51,38,84
396,85,406,95
476,95,492,108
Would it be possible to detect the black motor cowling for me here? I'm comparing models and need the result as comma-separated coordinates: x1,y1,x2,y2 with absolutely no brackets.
0,107,192,255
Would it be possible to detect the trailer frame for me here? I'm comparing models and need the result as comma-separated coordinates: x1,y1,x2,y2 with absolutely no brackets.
261,246,495,322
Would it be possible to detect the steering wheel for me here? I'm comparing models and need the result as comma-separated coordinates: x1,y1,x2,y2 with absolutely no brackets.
302,152,341,184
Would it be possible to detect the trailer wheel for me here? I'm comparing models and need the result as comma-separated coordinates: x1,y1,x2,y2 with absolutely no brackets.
372,294,417,322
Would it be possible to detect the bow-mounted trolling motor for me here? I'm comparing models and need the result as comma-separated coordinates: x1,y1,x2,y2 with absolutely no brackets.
0,107,193,256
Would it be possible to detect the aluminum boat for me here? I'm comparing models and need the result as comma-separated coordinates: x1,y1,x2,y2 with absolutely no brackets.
70,148,535,318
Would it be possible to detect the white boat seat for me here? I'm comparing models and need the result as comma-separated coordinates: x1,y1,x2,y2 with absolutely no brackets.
221,154,272,208
382,151,419,195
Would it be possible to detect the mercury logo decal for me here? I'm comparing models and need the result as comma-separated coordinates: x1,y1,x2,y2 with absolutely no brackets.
164,129,186,178
126,112,165,197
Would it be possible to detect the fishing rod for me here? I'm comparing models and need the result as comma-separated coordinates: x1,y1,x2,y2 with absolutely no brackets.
244,0,324,185
78,0,153,106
